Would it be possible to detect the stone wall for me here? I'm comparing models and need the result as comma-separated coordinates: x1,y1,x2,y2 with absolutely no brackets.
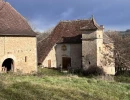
42,44,70,68
82,30,115,75
96,30,103,67
82,31,97,70
56,44,71,68
0,37,37,73
70,44,82,70
42,43,82,70
56,44,82,70
42,45,57,68
42,29,115,75
102,43,115,75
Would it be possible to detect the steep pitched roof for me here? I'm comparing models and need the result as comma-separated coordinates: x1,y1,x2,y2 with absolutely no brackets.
0,1,37,36
80,17,103,30
38,18,103,63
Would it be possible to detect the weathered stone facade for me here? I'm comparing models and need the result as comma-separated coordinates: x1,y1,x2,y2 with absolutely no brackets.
0,1,37,73
0,37,37,73
38,17,115,75
82,30,115,75
42,45,57,68
82,31,98,70
102,43,115,75
42,44,81,71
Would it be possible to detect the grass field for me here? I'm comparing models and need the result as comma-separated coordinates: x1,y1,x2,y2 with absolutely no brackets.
0,68,129,100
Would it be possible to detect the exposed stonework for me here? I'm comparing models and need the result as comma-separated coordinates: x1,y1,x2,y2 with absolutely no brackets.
82,29,115,75
42,44,81,71
0,37,37,73
42,45,57,68
0,1,37,73
38,17,115,75
101,43,115,75
82,31,98,70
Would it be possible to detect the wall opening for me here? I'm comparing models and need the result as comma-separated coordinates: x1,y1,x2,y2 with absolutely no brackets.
2,58,14,72
48,60,51,68
89,61,91,65
62,57,71,70
25,56,27,62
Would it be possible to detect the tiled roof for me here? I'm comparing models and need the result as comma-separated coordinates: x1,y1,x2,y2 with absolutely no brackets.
0,1,37,36
38,18,103,64
80,17,103,30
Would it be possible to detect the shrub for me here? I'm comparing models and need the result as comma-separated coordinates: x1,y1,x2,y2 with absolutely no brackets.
82,65,105,76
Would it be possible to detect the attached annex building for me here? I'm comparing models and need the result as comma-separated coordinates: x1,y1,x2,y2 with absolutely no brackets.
38,17,115,75
0,1,37,73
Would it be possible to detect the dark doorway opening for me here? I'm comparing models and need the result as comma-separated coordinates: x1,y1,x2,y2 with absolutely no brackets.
62,57,71,70
2,58,14,72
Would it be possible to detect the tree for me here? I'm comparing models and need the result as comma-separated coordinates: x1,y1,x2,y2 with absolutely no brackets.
37,27,54,42
106,31,130,73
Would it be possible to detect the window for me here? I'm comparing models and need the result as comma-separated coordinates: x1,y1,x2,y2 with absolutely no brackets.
25,56,27,62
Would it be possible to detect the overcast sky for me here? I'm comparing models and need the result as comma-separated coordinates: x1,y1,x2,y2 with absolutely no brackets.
7,0,130,32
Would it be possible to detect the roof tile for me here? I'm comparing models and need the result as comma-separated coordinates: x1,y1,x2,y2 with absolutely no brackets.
0,1,37,36
38,18,102,63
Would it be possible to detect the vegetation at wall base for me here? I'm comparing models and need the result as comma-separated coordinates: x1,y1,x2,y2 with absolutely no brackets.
0,68,129,100
114,70,130,83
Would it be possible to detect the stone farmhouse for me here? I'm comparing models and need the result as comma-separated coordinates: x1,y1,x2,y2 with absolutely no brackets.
38,17,115,75
0,1,115,75
0,1,37,73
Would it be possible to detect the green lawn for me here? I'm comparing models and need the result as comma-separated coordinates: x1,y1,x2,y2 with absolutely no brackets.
0,68,129,100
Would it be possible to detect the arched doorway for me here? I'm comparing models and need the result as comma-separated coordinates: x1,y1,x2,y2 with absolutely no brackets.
2,58,14,72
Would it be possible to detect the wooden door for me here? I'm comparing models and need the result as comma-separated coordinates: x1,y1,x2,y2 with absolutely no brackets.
48,60,51,68
62,57,71,70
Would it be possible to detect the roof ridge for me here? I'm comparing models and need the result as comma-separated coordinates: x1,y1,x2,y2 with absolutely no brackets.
38,21,62,43
91,16,99,29
60,19,90,23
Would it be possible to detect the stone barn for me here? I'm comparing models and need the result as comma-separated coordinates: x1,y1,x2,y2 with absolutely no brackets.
38,17,115,75
0,1,37,73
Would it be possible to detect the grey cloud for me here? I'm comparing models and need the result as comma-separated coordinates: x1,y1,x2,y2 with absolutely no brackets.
8,0,130,31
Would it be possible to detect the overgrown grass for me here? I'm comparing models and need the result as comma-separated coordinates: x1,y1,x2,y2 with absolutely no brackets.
115,71,130,83
115,75,130,83
37,68,66,76
0,68,129,100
